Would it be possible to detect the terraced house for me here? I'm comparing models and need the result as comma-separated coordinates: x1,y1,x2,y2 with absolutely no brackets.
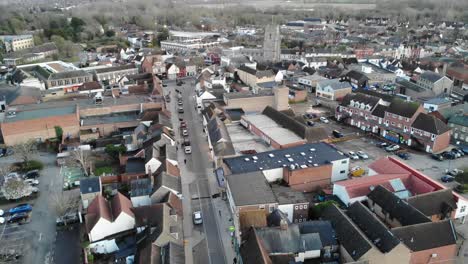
336,92,451,153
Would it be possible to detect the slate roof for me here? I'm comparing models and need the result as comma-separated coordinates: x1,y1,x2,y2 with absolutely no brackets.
371,104,388,118
392,220,457,251
223,142,346,174
386,99,420,118
367,185,431,226
131,203,164,227
125,157,146,174
155,172,181,194
341,93,381,108
344,70,370,82
420,71,444,83
49,70,91,80
80,177,101,194
449,114,468,127
225,171,277,206
411,113,451,135
407,189,457,217
355,88,394,102
317,79,352,91
347,202,401,253
240,228,271,264
95,64,137,74
321,204,372,261
298,221,337,247
130,178,153,197
255,225,322,254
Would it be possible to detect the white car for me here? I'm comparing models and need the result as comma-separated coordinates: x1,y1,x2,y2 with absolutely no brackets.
356,151,369,159
0,217,4,224
193,211,202,225
184,146,192,154
0,209,3,216
320,117,329,123
348,151,359,160
24,179,39,186
6,172,21,179
182,129,189,136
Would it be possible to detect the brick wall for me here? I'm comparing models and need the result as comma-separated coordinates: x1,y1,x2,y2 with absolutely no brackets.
226,96,275,112
283,164,332,192
166,160,180,177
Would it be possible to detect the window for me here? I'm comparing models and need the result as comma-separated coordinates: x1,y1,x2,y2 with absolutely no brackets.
406,118,410,122
341,160,347,164
295,206,299,210
391,122,395,126
461,206,466,213
269,205,274,213
404,126,407,131
340,170,346,173
299,205,303,209
304,205,308,209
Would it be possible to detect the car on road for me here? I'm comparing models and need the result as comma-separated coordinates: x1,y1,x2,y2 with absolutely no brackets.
7,212,29,224
385,144,400,152
8,204,32,215
448,169,464,176
178,107,184,114
184,146,192,154
319,117,329,123
193,211,202,225
431,153,444,161
24,179,39,186
180,121,187,128
348,151,359,160
332,130,343,138
0,209,3,216
356,151,368,159
306,121,315,127
396,152,411,160
24,170,39,179
441,175,455,183
0,216,4,224
56,212,79,226
178,100,183,106
182,129,188,136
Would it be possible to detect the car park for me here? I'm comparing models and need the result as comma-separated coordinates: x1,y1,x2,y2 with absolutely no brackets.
319,117,329,123
8,204,32,215
184,146,192,154
332,130,343,138
441,175,455,183
348,151,359,160
356,151,368,159
385,144,400,152
7,212,29,224
193,211,202,225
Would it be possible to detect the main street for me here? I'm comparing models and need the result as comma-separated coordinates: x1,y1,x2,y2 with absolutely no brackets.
165,78,228,264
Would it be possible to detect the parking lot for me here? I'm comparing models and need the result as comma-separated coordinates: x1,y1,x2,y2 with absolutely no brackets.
0,220,32,263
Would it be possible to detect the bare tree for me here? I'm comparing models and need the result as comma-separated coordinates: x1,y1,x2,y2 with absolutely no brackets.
50,191,80,217
1,179,32,200
68,149,92,176
12,140,37,164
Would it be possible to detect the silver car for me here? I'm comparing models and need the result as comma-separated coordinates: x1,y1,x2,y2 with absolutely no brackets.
193,211,202,225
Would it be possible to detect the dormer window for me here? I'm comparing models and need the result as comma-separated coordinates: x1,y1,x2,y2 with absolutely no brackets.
360,103,365,109
350,99,354,107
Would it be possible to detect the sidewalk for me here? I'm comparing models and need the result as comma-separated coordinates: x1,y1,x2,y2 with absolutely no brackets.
212,197,237,264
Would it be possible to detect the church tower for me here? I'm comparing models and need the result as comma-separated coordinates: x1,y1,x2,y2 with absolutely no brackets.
263,25,281,62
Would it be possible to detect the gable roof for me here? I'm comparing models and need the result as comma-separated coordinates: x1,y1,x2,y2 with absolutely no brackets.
344,70,370,82
85,193,134,232
321,204,372,261
386,99,420,118
407,189,457,217
341,93,381,108
411,113,451,135
347,202,401,253
367,186,431,226
317,79,352,91
80,177,101,194
420,71,444,83
371,104,389,118
392,220,457,251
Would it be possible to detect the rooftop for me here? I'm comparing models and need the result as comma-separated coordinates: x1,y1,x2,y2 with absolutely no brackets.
317,79,353,91
242,114,305,146
226,171,277,206
392,220,457,251
4,105,76,123
81,111,140,126
223,142,346,174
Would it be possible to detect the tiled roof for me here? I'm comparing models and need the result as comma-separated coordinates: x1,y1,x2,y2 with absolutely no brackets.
85,193,134,232
392,220,457,251
386,99,421,118
411,113,451,135
407,189,457,217
341,93,381,108
336,173,411,199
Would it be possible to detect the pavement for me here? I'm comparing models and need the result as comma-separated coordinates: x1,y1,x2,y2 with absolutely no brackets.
0,153,62,264
164,79,235,264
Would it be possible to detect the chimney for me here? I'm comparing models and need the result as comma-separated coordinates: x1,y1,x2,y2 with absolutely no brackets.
280,219,288,230
442,63,448,76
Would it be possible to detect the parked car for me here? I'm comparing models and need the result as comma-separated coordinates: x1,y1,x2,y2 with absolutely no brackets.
0,210,3,216
319,117,329,123
385,144,400,152
356,151,368,159
8,204,32,215
182,129,189,136
461,147,468,155
183,138,191,146
7,212,28,224
24,170,39,179
180,121,187,128
452,148,464,157
184,146,192,154
350,166,365,177
441,175,455,183
193,211,202,225
306,121,315,127
332,130,343,138
376,142,388,148
397,152,411,160
178,107,184,114
56,212,79,226
348,151,359,160
178,100,183,106
24,179,39,186
448,169,464,176
431,153,444,161
442,151,457,160
0,217,4,224
303,113,317,119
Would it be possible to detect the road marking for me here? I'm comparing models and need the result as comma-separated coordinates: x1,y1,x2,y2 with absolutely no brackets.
39,233,42,241
0,221,7,241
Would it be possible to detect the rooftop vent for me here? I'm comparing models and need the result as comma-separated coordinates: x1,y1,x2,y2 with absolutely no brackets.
300,152,306,156
252,156,258,160
310,148,316,152
269,154,275,158
285,154,291,158
259,167,263,170
253,160,257,163
244,158,250,162
300,165,308,169
290,165,296,170
313,164,318,167
278,160,282,163
288,158,294,162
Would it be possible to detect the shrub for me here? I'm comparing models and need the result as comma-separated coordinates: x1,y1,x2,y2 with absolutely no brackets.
94,166,113,176
20,160,44,172
105,144,126,161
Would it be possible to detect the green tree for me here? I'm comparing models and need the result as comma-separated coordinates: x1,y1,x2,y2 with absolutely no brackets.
54,126,63,141
156,27,169,47
105,30,115,38
105,144,126,161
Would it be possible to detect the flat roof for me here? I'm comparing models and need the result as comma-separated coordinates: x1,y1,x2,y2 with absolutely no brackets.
243,114,304,146
81,111,140,126
4,105,76,122
224,142,346,174
226,171,277,206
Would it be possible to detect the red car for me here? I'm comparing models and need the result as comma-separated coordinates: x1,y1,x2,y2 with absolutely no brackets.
180,121,187,128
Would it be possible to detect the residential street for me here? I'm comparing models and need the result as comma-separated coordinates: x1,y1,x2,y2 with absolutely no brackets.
165,78,232,264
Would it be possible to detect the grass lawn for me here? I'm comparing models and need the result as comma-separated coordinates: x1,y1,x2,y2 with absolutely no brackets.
94,166,114,176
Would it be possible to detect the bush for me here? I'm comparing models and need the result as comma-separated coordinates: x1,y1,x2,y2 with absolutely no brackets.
105,144,126,161
94,166,113,176
19,160,44,172
310,200,339,219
